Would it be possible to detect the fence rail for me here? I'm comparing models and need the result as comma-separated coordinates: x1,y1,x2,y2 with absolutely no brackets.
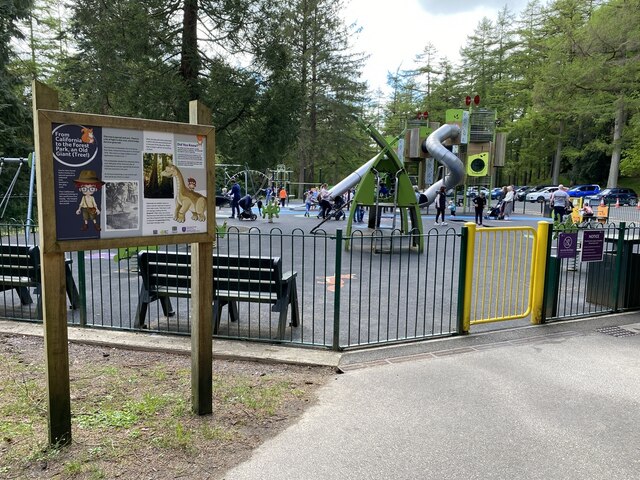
546,222,640,321
1,218,638,348
0,223,462,349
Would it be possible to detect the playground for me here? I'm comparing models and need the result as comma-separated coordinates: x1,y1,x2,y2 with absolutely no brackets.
0,112,639,350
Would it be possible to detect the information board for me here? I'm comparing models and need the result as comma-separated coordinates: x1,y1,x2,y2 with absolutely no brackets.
36,110,215,252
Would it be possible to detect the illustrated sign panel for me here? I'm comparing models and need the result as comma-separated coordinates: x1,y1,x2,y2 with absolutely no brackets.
581,230,605,262
52,123,208,241
558,232,578,259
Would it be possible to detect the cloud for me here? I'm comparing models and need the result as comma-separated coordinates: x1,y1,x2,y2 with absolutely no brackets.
417,0,527,15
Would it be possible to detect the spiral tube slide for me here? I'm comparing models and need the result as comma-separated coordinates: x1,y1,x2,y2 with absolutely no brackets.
421,124,464,206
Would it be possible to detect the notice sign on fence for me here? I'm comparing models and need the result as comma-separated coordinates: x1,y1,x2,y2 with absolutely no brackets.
581,230,605,262
558,232,578,258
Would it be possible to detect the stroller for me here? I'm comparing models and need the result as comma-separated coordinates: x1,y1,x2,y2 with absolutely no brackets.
317,195,346,220
238,195,258,220
326,195,346,220
486,200,504,220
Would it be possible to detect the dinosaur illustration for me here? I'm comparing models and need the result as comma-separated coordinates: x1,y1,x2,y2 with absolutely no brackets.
160,163,207,222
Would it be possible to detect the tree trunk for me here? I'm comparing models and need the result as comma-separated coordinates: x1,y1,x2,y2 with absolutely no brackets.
180,0,200,101
297,0,309,187
551,121,563,185
309,4,318,187
607,97,626,188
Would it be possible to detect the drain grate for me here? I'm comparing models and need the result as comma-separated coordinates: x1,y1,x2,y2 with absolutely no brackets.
596,326,638,338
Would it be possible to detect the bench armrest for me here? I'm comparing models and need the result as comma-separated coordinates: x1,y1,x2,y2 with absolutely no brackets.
282,271,297,283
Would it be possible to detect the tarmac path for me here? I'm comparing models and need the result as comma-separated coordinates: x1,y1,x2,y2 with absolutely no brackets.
224,313,640,480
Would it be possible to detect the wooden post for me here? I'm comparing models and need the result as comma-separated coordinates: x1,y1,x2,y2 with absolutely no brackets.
32,80,72,445
189,100,214,415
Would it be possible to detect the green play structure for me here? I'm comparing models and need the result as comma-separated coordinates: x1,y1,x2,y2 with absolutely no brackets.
341,121,424,251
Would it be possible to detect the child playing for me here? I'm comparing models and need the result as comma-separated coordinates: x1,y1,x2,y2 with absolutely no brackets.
448,200,457,217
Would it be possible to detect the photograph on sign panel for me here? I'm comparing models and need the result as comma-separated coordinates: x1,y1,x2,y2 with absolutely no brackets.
105,181,139,231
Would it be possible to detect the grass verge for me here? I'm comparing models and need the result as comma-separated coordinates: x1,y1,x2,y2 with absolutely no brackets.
0,334,332,479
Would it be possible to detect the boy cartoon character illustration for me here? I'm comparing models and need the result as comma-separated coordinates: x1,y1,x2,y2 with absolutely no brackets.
74,170,105,231
187,177,196,191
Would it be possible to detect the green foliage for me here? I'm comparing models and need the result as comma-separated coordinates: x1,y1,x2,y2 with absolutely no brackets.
0,1,33,158
621,117,640,177
552,214,579,239
1,0,640,209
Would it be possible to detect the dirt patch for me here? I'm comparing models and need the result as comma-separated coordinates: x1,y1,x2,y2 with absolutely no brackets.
0,334,336,479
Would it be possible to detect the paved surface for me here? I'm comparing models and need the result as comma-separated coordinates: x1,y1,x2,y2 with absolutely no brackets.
223,312,640,480
3,311,640,479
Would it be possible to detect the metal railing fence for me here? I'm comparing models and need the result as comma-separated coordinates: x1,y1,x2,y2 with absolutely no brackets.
0,223,462,349
545,222,640,321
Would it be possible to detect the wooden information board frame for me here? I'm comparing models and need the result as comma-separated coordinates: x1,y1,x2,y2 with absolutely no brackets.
33,81,215,446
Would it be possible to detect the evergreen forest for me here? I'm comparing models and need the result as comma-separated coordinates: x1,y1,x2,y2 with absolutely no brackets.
1,0,639,218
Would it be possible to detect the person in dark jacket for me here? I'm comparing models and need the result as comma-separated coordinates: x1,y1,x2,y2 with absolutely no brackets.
473,192,487,226
434,186,447,226
230,182,241,218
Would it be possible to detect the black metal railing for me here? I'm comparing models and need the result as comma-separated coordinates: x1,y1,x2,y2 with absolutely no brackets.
545,222,640,321
2,219,638,349
0,223,462,349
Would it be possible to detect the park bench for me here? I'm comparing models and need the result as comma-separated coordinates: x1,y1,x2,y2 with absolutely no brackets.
0,244,80,317
135,250,300,339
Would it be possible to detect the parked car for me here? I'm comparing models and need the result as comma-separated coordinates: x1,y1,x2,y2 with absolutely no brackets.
515,186,531,201
490,187,504,200
526,186,559,203
519,185,552,202
567,184,600,198
584,188,638,206
466,187,489,198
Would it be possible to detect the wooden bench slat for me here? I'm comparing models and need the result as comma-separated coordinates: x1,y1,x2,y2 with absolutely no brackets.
0,276,40,285
0,245,80,314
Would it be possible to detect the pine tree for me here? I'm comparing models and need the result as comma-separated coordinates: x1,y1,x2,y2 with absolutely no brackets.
0,0,33,158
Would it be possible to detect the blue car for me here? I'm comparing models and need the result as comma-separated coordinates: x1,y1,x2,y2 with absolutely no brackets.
490,187,503,200
567,184,600,197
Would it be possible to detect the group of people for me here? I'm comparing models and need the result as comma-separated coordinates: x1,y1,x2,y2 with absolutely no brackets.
550,184,579,223
303,184,331,218
225,181,580,225
471,185,517,225
304,184,360,221
227,183,289,219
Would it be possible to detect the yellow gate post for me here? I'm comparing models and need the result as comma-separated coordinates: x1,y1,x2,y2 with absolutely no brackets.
462,222,477,334
531,221,550,324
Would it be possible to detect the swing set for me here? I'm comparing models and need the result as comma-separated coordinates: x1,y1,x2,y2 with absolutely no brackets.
0,153,37,237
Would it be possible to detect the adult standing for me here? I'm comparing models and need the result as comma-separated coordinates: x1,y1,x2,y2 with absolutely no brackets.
318,183,331,219
434,186,447,226
550,184,570,222
473,191,487,226
498,186,508,219
230,181,241,218
502,185,515,220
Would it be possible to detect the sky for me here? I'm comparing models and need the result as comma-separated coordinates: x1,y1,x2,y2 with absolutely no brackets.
342,0,530,95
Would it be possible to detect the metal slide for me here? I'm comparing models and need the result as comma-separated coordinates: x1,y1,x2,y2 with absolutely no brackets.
326,154,379,199
421,124,464,206
326,123,463,203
